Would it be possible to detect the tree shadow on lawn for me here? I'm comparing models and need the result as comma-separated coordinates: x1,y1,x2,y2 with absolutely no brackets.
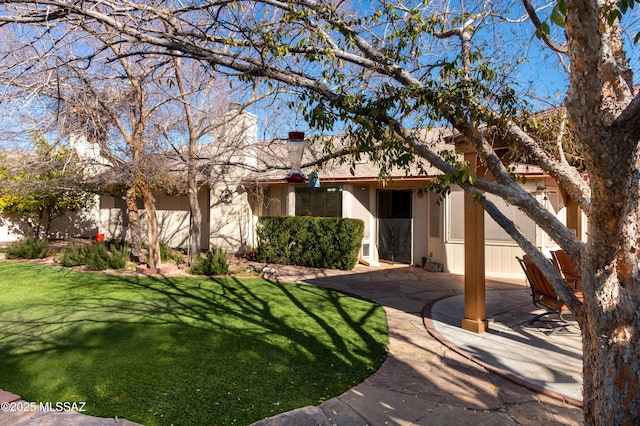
0,264,388,425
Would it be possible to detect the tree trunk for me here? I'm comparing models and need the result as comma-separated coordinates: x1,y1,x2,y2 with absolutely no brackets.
562,2,640,422
35,209,43,239
580,270,640,424
44,207,53,238
139,182,161,269
125,186,143,263
577,131,640,423
187,178,202,264
186,136,202,263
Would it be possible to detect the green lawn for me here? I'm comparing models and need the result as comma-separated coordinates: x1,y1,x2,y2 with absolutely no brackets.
0,262,388,425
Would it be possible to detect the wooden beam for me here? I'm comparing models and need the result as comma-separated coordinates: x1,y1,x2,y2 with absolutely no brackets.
461,152,488,333
565,196,582,241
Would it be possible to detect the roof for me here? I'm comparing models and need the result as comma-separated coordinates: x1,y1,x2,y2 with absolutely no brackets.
245,128,453,184
244,127,545,185
79,123,548,192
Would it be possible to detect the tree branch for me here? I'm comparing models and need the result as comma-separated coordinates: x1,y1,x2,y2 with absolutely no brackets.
521,0,568,54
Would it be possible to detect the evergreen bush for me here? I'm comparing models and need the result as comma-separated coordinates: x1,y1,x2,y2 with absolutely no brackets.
257,216,364,270
171,251,186,266
59,238,87,267
191,247,229,276
159,241,172,262
86,242,110,271
108,241,130,269
5,236,50,259
106,237,127,251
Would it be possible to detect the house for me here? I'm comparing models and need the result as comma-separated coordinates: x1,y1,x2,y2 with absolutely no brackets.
1,107,585,281
243,129,585,278
0,144,101,243
94,107,259,257
0,207,99,243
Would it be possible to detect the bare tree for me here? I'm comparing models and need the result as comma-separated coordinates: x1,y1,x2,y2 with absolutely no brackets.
1,0,640,422
64,41,176,268
0,21,181,268
159,58,280,261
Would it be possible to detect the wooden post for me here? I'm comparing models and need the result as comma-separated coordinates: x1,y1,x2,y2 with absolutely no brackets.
461,152,488,333
566,196,582,240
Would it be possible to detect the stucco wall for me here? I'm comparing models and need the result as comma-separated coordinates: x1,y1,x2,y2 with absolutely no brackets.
437,178,564,279
98,187,252,255
0,222,22,243
209,184,252,255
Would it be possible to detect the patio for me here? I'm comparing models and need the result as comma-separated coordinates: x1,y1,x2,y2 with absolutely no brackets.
425,289,582,405
273,263,584,410
252,263,584,424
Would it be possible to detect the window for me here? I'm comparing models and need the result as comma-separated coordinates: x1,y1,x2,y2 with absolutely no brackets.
447,189,536,243
295,186,342,217
448,191,465,241
429,191,442,239
484,195,536,242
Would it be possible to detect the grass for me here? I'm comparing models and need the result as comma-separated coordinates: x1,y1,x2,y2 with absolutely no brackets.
0,262,388,425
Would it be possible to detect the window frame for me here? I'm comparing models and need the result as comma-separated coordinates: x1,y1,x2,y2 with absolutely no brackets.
294,185,343,217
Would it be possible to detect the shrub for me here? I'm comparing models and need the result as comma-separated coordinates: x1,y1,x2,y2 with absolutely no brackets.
67,241,128,271
105,237,127,251
59,238,87,267
171,251,186,266
108,241,130,270
86,242,110,271
159,241,172,262
5,236,50,259
257,216,364,270
191,248,229,276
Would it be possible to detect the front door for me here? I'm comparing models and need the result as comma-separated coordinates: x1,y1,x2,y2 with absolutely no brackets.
377,190,412,264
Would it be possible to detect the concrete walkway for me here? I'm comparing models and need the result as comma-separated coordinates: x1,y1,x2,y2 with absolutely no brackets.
252,264,583,425
0,264,584,425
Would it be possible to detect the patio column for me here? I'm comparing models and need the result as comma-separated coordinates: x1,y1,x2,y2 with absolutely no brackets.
461,152,488,333
565,196,582,240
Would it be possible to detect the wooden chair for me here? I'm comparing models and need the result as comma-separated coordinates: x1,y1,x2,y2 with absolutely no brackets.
551,250,581,289
516,255,583,334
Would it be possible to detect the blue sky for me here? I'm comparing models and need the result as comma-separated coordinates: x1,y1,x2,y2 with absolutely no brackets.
247,0,640,141
248,0,573,140
2,0,640,145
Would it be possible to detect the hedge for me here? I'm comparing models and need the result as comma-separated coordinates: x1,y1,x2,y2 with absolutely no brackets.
256,216,364,270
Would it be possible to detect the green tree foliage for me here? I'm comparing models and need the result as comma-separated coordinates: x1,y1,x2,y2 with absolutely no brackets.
0,134,94,238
